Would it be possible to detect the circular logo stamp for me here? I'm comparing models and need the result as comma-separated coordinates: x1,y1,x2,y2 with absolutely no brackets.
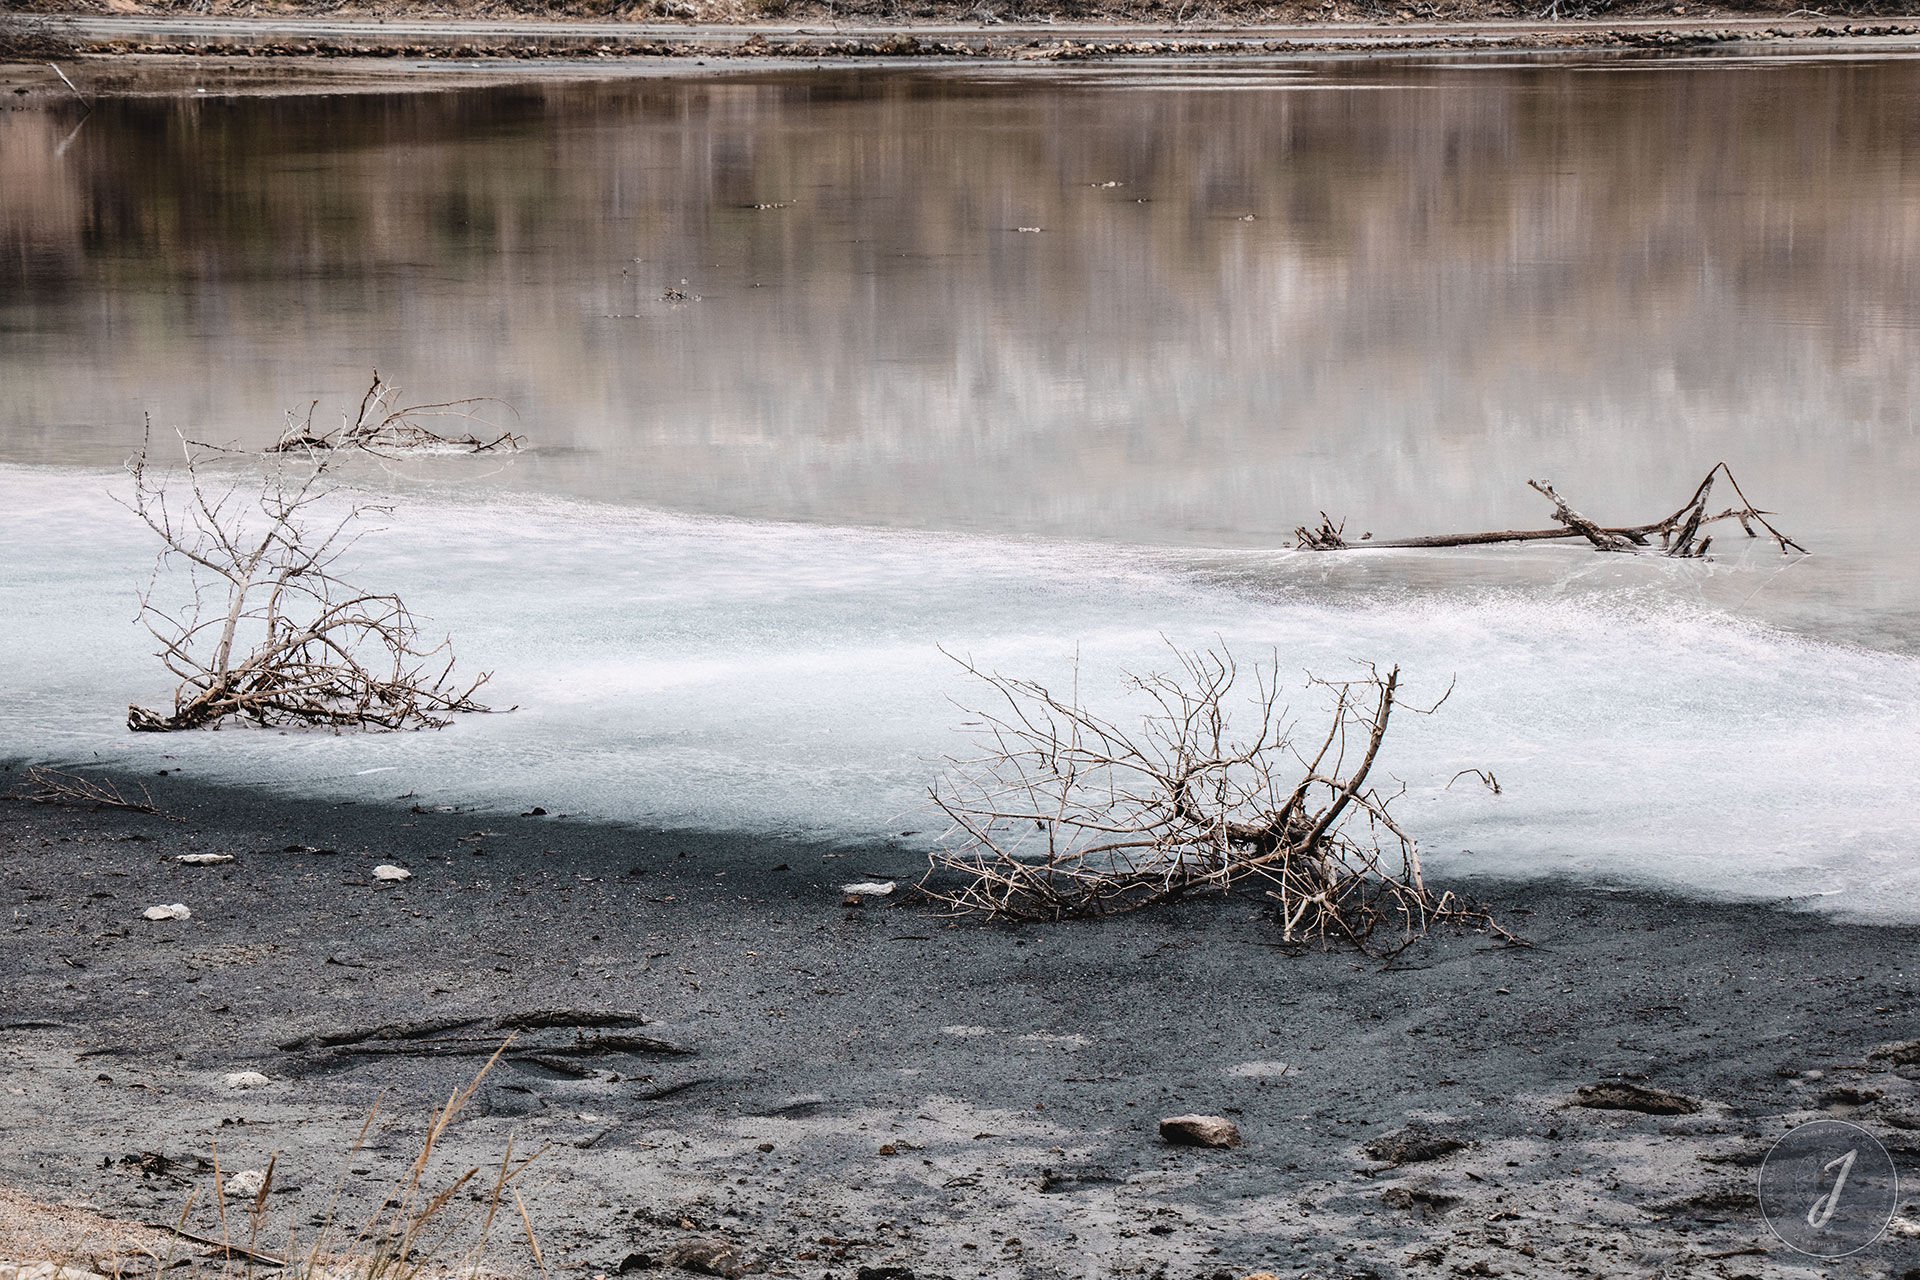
1758,1119,1898,1258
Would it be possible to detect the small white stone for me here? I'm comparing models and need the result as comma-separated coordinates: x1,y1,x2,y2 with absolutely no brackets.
224,1169,267,1198
224,1071,272,1089
840,880,894,897
142,904,191,921
372,865,412,881
0,1264,111,1280
1225,1060,1291,1078
177,853,234,865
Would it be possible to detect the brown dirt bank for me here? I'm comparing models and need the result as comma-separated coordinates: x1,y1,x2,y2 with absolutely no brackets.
8,8,1920,66
3,761,1920,1278
8,0,1920,34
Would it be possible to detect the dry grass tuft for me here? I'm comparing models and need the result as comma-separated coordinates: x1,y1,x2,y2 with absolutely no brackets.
2,1047,546,1280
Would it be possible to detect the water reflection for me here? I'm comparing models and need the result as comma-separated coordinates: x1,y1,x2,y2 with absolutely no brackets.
4,57,1919,640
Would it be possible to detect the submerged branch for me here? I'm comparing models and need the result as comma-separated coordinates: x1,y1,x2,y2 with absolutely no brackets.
1297,463,1806,558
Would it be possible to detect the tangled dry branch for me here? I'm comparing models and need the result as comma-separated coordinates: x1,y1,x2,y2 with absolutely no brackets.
924,645,1501,954
18,765,179,819
124,436,491,733
269,371,523,455
1297,462,1806,557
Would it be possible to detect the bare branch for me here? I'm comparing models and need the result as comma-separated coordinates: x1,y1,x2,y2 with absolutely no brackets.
267,371,524,456
17,766,183,821
1299,465,1806,558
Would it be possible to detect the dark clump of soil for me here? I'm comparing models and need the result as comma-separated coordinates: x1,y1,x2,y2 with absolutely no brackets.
0,17,79,59
1573,1080,1703,1115
1362,1128,1469,1164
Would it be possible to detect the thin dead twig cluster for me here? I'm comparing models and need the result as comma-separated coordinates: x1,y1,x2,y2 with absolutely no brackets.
269,372,522,456
17,766,179,820
924,644,1501,954
1298,462,1807,557
124,435,490,733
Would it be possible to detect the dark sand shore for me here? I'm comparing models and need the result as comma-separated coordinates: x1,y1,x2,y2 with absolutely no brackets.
3,762,1919,1279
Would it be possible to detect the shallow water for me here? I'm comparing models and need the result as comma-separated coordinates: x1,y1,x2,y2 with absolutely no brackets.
4,53,1920,913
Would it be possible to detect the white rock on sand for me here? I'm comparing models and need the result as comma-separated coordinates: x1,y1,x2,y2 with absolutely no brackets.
840,880,894,896
372,865,412,881
176,853,233,866
0,1264,110,1280
223,1071,272,1089
141,904,190,921
223,1170,266,1198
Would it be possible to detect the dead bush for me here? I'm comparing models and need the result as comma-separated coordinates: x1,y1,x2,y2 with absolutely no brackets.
124,434,490,733
925,644,1502,953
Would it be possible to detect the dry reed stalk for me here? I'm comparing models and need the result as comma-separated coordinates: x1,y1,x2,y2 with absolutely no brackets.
18,767,178,820
152,1044,549,1280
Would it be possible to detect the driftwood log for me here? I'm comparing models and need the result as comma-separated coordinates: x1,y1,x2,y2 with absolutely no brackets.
1297,463,1806,558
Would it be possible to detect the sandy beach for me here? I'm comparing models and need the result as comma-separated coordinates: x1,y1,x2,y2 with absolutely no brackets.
4,763,1918,1278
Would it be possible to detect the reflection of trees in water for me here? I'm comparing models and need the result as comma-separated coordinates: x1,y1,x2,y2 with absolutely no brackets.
3,65,1920,536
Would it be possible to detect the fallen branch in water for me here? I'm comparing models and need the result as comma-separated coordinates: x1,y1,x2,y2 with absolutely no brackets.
1296,463,1806,558
923,643,1508,955
269,371,523,455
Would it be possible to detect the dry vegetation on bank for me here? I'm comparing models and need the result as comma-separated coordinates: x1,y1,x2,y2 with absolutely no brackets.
6,0,1919,29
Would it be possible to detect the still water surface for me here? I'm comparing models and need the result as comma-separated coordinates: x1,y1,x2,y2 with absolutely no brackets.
4,54,1919,909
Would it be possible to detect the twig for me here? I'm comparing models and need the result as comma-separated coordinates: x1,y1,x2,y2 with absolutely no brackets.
1446,768,1501,795
21,766,183,821
47,62,92,113
139,1224,284,1268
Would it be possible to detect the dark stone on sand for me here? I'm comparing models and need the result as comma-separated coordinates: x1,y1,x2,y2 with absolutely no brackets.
1820,1085,1883,1106
1573,1081,1701,1115
1361,1128,1467,1165
1158,1115,1241,1147
1379,1186,1459,1217
1871,1038,1920,1065
856,1268,918,1280
1037,1166,1121,1192
664,1240,745,1278
616,1253,658,1273
482,1083,544,1116
1648,1187,1759,1219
